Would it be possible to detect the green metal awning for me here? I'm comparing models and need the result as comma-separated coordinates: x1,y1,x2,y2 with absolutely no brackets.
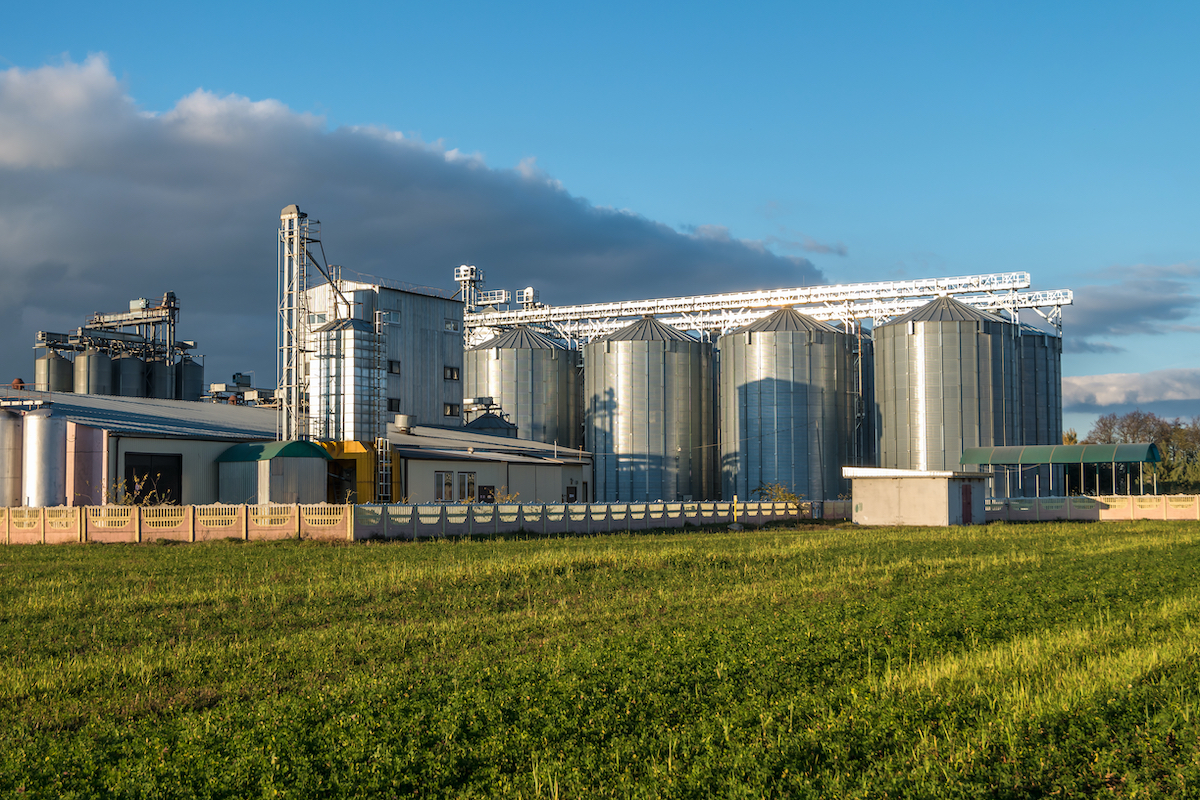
960,443,1161,466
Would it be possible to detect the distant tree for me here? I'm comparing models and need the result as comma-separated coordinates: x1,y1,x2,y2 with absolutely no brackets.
1084,410,1200,494
1063,428,1078,445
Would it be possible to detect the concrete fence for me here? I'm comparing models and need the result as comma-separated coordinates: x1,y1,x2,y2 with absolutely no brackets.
0,500,836,544
985,495,1200,522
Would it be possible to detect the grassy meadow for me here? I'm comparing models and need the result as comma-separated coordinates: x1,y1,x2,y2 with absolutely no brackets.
2,520,1199,798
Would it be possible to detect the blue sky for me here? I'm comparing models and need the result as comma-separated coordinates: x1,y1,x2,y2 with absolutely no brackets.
3,1,1199,437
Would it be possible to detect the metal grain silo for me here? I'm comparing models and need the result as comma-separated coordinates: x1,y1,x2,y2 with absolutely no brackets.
584,316,715,502
718,308,853,502
0,410,22,507
176,355,205,401
73,349,113,395
34,351,73,392
465,326,581,448
875,296,1020,473
146,358,173,399
112,354,146,397
22,410,66,507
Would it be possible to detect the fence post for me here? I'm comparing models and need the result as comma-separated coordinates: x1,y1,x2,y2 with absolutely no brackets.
188,505,196,543
346,504,355,541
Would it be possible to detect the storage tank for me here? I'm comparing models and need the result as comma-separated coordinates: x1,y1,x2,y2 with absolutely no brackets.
34,351,74,392
112,353,146,397
146,358,174,399
0,409,22,507
584,316,715,502
176,355,205,401
465,326,582,448
718,308,853,503
1017,325,1064,495
22,410,66,507
73,349,113,395
875,296,1020,474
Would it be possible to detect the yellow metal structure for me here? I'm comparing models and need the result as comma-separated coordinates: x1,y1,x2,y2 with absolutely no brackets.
318,440,376,504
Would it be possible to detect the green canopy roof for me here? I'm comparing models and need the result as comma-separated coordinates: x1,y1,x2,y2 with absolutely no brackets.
960,443,1161,466
216,441,334,463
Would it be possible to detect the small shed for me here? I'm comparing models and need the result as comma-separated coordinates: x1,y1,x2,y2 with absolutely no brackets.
843,467,991,526
217,441,332,504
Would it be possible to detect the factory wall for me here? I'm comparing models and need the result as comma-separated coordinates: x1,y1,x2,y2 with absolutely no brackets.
306,282,465,433
109,437,252,506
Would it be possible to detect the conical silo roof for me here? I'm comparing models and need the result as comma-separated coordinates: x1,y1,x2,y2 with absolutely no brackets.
471,325,565,351
734,307,842,335
601,316,695,342
882,296,1006,327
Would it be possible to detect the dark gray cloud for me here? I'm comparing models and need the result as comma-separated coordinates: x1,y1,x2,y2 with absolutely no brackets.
0,56,824,385
1063,263,1200,352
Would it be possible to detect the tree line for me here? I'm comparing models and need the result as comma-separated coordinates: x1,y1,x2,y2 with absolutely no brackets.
1070,410,1200,494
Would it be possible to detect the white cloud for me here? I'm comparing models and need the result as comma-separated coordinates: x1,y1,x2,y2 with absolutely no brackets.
1063,368,1200,409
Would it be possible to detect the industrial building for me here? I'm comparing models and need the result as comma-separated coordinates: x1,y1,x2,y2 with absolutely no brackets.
464,272,1072,504
0,389,276,507
5,205,1074,511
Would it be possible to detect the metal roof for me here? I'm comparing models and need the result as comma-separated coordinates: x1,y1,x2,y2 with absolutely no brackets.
216,441,333,462
843,467,991,479
601,316,695,343
882,296,1006,327
734,307,841,335
470,326,565,351
960,444,1162,465
0,389,276,440
389,446,576,465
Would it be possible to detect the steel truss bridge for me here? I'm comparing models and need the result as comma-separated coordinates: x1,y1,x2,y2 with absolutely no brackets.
461,272,1073,347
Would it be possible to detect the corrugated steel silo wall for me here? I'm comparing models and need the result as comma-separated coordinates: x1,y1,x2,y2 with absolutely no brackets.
464,346,582,448
877,319,1020,472
74,350,113,395
718,327,852,502
0,410,22,507
855,333,878,467
584,338,715,502
1017,331,1064,495
22,412,66,507
35,352,74,392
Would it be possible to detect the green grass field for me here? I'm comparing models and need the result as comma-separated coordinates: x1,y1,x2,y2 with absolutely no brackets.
2,520,1199,798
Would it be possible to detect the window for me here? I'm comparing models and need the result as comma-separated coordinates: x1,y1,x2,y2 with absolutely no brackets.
379,311,401,324
387,398,402,412
444,318,460,332
388,360,401,375
443,403,461,417
435,471,453,502
458,472,476,503
444,366,460,381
